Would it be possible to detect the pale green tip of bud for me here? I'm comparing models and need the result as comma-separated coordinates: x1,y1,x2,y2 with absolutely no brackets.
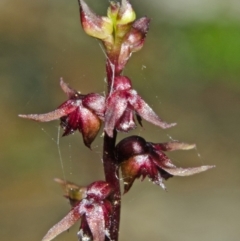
117,0,136,25
107,1,120,22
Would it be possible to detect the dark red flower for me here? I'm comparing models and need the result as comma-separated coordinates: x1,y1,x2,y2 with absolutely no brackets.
104,76,176,137
42,180,112,241
19,78,105,148
115,135,215,193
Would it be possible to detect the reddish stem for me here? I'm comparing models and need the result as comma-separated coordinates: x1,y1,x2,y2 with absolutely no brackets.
104,58,122,240
103,130,121,241
106,55,123,93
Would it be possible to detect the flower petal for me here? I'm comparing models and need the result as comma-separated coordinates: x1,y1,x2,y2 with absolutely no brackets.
86,181,112,201
79,107,101,148
82,93,105,118
153,142,196,152
128,89,176,129
118,44,131,71
19,102,77,122
115,107,136,132
86,204,106,241
104,91,128,137
61,107,81,135
42,206,81,241
160,165,215,176
107,1,120,22
117,0,136,25
153,151,215,176
151,171,167,190
60,78,78,98
124,17,150,53
132,17,150,39
78,215,92,241
121,154,152,193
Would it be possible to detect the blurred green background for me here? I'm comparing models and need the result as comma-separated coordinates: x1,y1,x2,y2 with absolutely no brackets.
1,0,240,240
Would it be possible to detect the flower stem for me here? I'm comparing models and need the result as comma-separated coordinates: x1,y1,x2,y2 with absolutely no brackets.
103,20,123,241
103,129,121,241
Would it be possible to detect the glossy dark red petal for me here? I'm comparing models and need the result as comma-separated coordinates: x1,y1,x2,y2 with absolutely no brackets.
115,135,148,163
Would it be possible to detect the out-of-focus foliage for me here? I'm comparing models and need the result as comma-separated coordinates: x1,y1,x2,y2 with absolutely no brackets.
160,23,240,82
0,1,239,241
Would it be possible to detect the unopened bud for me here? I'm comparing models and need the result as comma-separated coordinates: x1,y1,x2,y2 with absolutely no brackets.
117,0,136,25
107,1,120,23
125,17,150,53
79,0,113,40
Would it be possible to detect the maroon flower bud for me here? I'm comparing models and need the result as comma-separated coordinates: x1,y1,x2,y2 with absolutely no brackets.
19,78,105,148
128,17,151,53
115,136,215,193
77,0,150,81
104,76,176,137
41,181,112,241
118,17,150,71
